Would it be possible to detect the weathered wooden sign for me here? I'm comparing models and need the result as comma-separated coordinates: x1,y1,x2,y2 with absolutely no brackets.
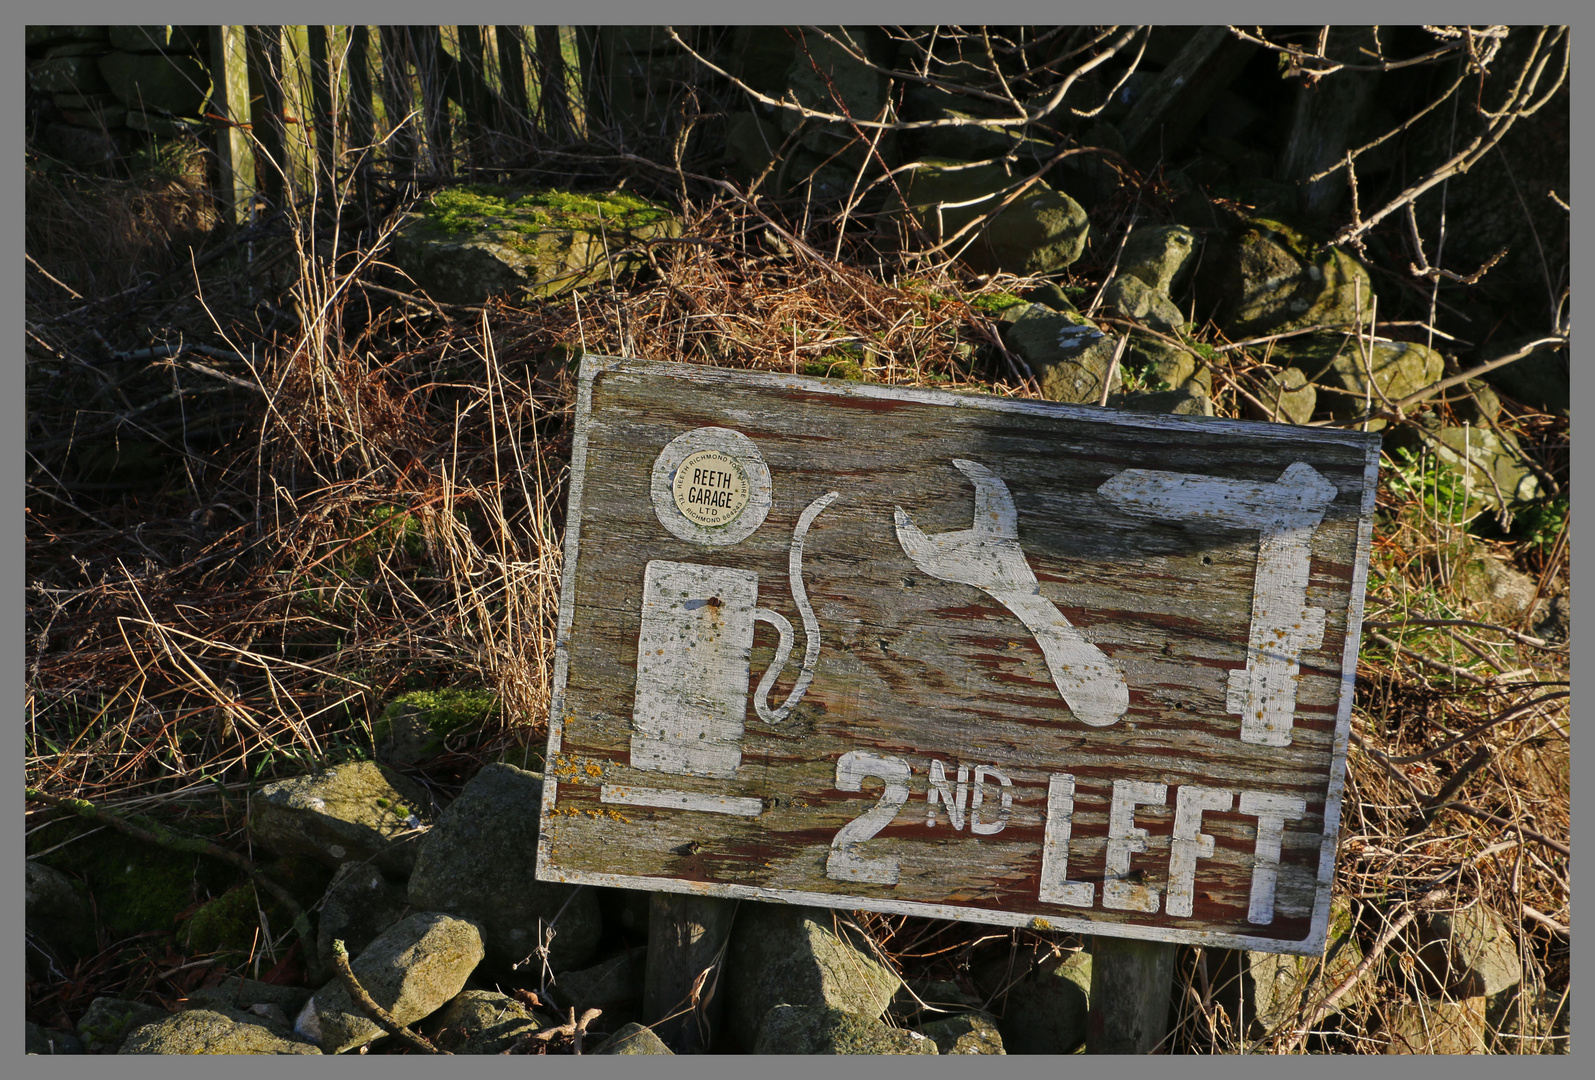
537,356,1380,955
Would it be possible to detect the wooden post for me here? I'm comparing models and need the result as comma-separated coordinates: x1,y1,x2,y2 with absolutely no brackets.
495,26,529,133
642,893,736,1054
346,26,375,216
377,26,418,187
207,26,256,225
1087,937,1176,1054
306,25,338,205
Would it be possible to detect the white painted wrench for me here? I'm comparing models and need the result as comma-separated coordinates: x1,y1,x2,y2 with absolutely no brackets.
894,459,1128,726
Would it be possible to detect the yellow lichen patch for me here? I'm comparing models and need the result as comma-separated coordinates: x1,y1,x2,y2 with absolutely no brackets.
1031,916,1053,930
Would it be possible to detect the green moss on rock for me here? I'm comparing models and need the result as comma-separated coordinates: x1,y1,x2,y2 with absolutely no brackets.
28,818,237,939
391,186,680,305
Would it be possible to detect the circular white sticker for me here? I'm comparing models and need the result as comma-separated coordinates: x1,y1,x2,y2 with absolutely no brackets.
650,427,773,545
672,449,751,526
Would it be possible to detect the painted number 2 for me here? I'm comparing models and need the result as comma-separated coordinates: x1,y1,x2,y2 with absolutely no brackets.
826,751,910,886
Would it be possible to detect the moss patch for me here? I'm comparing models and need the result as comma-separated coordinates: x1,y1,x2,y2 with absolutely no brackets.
969,290,1026,315
29,818,240,939
415,185,671,250
373,685,497,746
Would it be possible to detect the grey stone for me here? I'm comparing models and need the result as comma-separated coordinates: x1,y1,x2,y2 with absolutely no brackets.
1220,898,1369,1038
1109,386,1212,416
981,948,1092,1055
724,904,902,1049
107,26,206,54
1383,997,1489,1054
1021,282,1080,314
27,860,94,959
53,91,122,110
1210,218,1373,337
1231,178,1300,219
26,1021,84,1055
1419,906,1524,1000
892,158,1091,276
920,1012,1005,1054
1447,379,1503,426
551,946,646,1012
27,26,109,48
1454,552,1541,627
30,55,110,95
1251,366,1318,426
592,1020,674,1054
1423,423,1543,509
41,122,125,168
314,862,411,982
59,102,127,129
1103,274,1185,334
97,51,209,115
187,977,312,1018
424,988,548,1054
1534,592,1569,647
120,1006,321,1055
407,763,602,972
1119,224,1200,294
295,911,485,1055
755,1004,938,1054
249,760,434,878
1002,307,1120,404
777,30,895,187
1276,333,1444,430
725,110,783,182
77,997,169,1054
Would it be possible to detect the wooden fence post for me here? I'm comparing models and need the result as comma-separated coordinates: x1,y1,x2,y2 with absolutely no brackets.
642,893,736,1054
1087,937,1176,1054
207,26,256,225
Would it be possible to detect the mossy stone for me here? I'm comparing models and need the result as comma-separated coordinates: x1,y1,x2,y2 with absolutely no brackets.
249,760,436,877
755,1004,939,1054
1213,217,1373,338
296,912,485,1055
181,883,270,958
78,997,169,1053
892,158,1090,276
1119,224,1200,293
724,904,902,1049
407,763,602,972
1273,332,1443,430
375,688,498,766
593,1021,674,1054
29,817,237,940
1102,274,1185,334
391,186,679,305
97,50,209,115
424,989,549,1054
120,1006,321,1054
1251,366,1318,426
919,1012,1005,1054
986,949,1092,1054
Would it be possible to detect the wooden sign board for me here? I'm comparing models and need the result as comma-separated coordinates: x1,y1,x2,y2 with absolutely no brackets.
537,356,1380,955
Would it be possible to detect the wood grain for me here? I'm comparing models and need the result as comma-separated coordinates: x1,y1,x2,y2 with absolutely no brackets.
537,356,1380,955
